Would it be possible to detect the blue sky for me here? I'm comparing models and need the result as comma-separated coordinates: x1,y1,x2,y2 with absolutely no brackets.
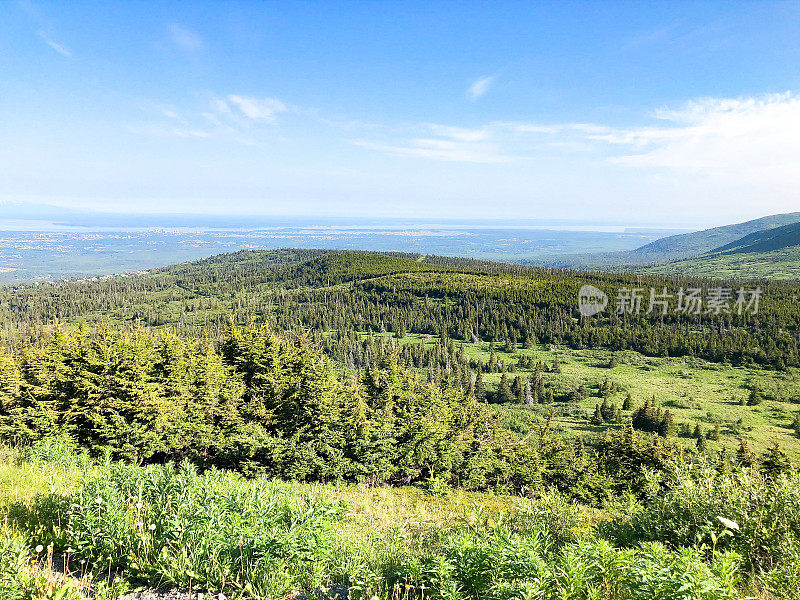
1,1,799,226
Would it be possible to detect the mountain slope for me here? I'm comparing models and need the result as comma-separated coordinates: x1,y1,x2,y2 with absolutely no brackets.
711,221,800,255
522,212,800,270
631,212,800,258
641,220,800,280
642,246,800,280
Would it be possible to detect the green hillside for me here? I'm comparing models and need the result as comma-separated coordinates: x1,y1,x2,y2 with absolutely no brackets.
632,212,800,258
529,212,800,269
645,221,800,280
3,249,800,599
3,248,800,456
712,221,800,254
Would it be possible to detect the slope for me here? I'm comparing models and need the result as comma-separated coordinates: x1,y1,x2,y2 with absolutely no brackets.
711,221,800,255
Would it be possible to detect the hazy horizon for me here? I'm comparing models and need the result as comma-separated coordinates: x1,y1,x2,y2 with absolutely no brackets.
2,1,799,225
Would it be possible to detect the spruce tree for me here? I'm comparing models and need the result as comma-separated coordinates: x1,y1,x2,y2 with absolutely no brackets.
659,410,676,438
590,404,603,426
622,393,632,411
497,372,514,403
760,441,792,478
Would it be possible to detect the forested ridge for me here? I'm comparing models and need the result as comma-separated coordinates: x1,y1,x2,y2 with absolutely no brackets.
0,321,691,500
2,249,799,368
1,249,798,486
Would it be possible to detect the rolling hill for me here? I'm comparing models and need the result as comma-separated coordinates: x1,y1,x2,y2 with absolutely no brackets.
711,221,800,255
528,212,800,270
644,220,800,280
630,212,800,258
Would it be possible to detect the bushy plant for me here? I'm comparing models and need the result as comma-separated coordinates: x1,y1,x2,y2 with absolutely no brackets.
25,461,347,599
603,461,800,576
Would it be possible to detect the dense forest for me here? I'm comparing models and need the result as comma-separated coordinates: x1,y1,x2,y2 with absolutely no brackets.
0,321,699,502
2,249,799,368
1,250,797,493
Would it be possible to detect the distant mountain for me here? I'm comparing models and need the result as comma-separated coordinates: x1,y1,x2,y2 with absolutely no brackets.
630,212,800,259
642,221,800,280
526,212,800,269
710,221,800,255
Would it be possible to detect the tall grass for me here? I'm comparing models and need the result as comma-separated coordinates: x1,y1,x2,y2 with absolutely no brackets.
1,442,796,599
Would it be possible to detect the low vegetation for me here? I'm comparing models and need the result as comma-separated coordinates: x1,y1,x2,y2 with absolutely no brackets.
2,439,798,600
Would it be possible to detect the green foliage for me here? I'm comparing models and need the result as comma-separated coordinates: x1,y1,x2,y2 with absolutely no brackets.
21,461,344,598
0,324,550,493
604,461,800,576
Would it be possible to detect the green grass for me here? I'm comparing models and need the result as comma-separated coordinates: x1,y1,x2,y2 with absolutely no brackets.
382,333,800,457
5,446,791,600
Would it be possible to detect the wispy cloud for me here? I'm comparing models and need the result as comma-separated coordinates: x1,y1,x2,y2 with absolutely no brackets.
355,91,800,183
168,24,204,53
37,30,71,57
601,93,800,184
18,1,72,57
226,95,287,122
352,123,513,163
467,76,494,100
131,92,290,145
352,138,513,163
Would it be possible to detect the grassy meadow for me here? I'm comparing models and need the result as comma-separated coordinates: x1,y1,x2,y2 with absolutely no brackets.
385,333,800,457
3,440,800,600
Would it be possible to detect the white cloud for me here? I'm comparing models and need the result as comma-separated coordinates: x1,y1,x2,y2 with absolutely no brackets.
226,95,287,122
351,138,513,163
356,92,800,189
37,31,71,57
351,122,513,163
468,76,494,100
168,24,204,53
212,98,231,114
427,124,490,142
602,93,800,184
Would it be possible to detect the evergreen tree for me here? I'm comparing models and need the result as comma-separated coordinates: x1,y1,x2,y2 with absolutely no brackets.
622,393,632,411
747,386,763,406
760,441,792,478
497,372,514,403
736,438,757,467
659,410,676,438
590,404,603,426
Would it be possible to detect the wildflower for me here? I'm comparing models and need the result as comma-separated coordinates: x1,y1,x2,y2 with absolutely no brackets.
96,496,103,504
35,545,43,553
136,502,143,509
717,516,740,531
148,523,156,531
66,548,73,553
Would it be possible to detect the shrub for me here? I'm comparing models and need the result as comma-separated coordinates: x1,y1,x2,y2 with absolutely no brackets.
25,461,347,599
603,461,800,575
